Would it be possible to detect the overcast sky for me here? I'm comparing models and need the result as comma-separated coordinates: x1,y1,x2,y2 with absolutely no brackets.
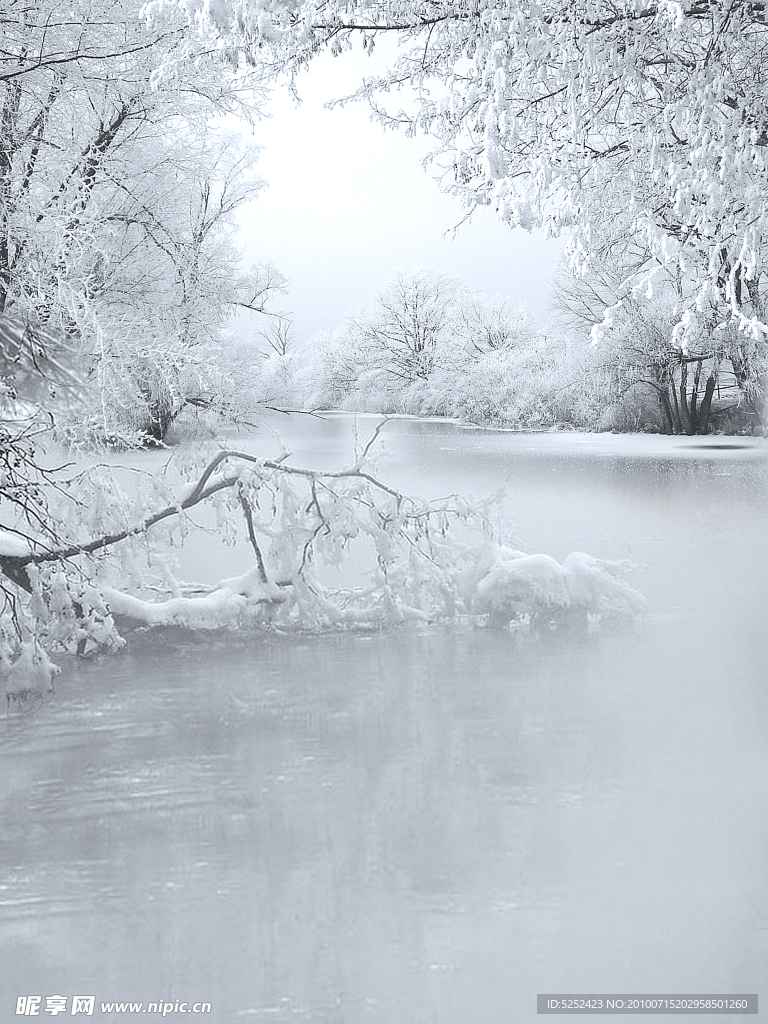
235,47,563,344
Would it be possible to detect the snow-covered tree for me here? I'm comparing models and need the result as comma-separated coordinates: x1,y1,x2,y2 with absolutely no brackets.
455,291,534,357
59,135,287,444
553,245,765,434
298,268,536,410
346,268,462,390
1,0,281,444
164,0,768,353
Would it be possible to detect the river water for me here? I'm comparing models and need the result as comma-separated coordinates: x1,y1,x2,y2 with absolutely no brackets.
1,417,767,1022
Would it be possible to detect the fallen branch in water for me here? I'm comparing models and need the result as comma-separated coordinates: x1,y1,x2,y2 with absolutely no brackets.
0,439,478,664
1,436,645,696
0,448,408,586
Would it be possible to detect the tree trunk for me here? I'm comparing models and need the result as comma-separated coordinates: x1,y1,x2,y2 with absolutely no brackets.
656,388,674,434
0,79,22,315
689,359,703,432
697,375,716,434
670,371,682,433
679,361,693,435
145,400,174,443
730,349,763,433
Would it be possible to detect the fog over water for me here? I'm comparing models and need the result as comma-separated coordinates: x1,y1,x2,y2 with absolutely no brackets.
1,417,766,1022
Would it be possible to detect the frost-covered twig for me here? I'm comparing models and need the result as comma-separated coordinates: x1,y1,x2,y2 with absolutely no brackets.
1,448,408,575
1,440,645,696
237,484,269,583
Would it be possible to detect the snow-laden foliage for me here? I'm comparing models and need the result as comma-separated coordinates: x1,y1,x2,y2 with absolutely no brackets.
290,268,542,415
1,0,283,445
553,247,767,433
279,266,761,433
160,0,768,347
274,269,654,429
0,429,644,698
292,331,618,428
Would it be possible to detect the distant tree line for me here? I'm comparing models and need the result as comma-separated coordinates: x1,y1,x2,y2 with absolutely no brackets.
266,268,765,434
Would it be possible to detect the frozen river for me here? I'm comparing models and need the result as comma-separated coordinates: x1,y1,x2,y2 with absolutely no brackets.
1,416,767,1022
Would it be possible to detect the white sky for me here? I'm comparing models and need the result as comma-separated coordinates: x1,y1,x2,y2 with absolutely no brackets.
234,46,563,344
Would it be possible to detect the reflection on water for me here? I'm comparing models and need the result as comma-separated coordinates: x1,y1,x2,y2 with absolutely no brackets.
1,421,767,1022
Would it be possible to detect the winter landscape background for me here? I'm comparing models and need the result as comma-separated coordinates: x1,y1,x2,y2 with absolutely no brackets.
1,1,767,1021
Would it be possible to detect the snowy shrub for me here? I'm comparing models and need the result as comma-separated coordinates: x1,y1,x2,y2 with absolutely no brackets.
256,349,305,409
56,324,272,448
286,317,667,432
440,338,574,429
292,327,372,410
284,269,664,432
470,546,645,629
291,271,539,420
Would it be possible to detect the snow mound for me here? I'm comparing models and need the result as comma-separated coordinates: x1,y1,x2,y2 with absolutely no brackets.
2,642,60,705
471,547,644,627
0,529,32,558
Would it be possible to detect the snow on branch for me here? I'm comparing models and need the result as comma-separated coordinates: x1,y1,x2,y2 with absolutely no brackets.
1,437,645,698
165,0,768,348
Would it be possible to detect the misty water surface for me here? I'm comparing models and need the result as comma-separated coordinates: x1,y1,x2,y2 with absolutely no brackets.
1,417,766,1022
